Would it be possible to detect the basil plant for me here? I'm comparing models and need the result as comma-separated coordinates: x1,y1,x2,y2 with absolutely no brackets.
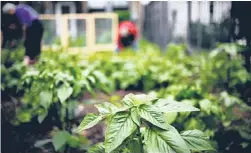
75,94,215,153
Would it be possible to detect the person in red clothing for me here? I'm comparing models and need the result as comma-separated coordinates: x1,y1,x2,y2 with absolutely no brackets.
116,21,139,52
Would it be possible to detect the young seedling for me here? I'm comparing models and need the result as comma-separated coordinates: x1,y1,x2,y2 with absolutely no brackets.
74,93,215,153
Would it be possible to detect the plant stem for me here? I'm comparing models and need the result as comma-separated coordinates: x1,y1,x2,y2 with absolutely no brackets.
137,126,144,153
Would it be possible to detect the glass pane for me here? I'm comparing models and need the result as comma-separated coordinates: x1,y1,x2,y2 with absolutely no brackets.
95,18,112,44
68,19,86,47
42,19,60,46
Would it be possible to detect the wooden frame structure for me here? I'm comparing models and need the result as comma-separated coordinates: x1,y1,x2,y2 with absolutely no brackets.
40,13,118,54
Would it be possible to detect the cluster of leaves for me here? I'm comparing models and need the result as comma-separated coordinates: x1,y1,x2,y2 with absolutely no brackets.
1,49,112,152
86,42,251,151
10,51,110,125
2,41,250,152
1,47,26,98
87,43,250,93
75,94,214,153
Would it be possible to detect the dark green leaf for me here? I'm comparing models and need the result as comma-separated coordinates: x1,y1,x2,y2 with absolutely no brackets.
126,138,141,153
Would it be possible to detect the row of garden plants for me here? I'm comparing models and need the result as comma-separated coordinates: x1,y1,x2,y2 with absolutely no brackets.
1,41,251,153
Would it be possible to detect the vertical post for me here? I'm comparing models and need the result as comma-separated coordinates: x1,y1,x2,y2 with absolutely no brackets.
112,14,119,49
186,1,192,54
60,16,69,48
105,1,113,12
209,1,215,48
197,1,202,48
81,1,88,13
86,15,95,52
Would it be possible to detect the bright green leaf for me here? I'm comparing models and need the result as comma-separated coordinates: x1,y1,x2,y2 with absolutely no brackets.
40,91,53,109
122,94,135,107
95,102,119,114
199,99,212,114
154,99,200,113
181,130,215,151
144,126,190,153
17,110,32,123
67,135,81,148
38,111,48,123
74,113,104,133
105,111,137,153
164,112,177,124
57,86,73,103
52,131,71,151
131,107,140,126
122,93,158,107
138,105,168,130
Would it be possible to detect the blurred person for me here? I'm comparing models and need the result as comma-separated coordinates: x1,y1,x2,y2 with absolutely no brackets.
2,3,44,65
116,20,139,52
1,13,23,49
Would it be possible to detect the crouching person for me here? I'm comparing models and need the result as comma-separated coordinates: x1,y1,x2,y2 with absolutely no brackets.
116,20,139,52
3,3,44,65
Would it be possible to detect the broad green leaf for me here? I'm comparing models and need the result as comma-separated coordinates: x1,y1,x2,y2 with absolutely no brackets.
138,105,168,130
40,91,53,109
57,86,73,103
199,99,212,114
105,111,137,153
131,107,140,126
144,126,190,153
122,94,135,107
95,102,119,114
154,99,199,113
88,143,105,153
122,93,158,107
38,111,48,123
74,113,104,133
181,130,215,151
52,131,71,151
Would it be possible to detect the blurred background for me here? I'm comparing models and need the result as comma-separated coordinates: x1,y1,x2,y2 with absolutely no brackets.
1,1,251,153
1,1,251,50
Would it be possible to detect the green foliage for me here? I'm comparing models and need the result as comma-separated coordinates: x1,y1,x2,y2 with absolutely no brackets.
2,41,250,152
68,36,86,47
52,130,71,151
75,94,214,153
180,130,215,151
115,10,130,22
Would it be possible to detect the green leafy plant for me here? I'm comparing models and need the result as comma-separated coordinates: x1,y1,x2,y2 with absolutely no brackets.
74,93,214,153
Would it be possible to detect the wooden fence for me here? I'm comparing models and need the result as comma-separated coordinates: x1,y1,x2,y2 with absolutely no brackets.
40,13,118,53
